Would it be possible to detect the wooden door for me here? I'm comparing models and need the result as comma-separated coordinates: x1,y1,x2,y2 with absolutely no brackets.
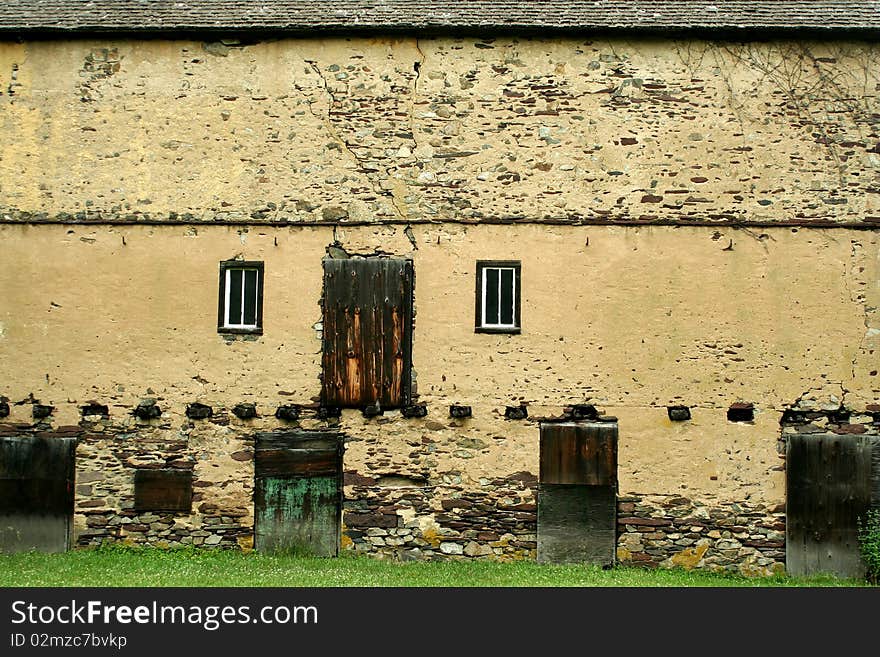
786,433,879,578
537,421,618,566
0,435,76,553
254,430,344,556
321,257,413,409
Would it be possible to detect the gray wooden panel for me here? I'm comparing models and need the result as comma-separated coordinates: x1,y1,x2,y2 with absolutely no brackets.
0,435,76,553
786,433,874,578
537,484,616,566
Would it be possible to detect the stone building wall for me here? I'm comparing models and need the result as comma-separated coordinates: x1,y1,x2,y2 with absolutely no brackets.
1,35,879,574
1,36,879,226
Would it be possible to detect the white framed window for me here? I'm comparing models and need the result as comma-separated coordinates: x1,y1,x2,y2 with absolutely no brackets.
218,260,264,334
475,260,521,334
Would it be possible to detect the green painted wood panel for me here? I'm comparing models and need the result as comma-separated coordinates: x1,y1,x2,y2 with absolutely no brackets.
255,476,340,556
253,430,344,557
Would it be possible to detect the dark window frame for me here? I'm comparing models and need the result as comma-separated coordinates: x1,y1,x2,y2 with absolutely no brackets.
217,260,264,335
475,260,521,334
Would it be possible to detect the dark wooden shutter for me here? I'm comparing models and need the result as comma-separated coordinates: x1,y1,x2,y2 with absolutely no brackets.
537,421,618,566
540,422,617,486
786,433,879,578
254,430,344,556
0,435,76,553
321,258,413,408
134,469,192,513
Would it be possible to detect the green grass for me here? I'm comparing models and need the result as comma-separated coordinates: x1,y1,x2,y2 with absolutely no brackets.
0,546,870,587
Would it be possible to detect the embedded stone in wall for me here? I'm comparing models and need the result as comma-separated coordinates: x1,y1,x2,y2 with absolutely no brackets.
32,404,54,420
232,403,257,419
449,405,472,419
80,402,109,418
362,401,383,418
275,404,301,421
186,403,213,420
727,402,754,422
133,399,161,420
667,405,691,421
401,404,428,418
615,494,786,577
318,406,341,420
566,404,598,420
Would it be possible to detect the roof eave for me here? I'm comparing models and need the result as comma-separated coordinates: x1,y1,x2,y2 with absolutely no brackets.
1,24,878,40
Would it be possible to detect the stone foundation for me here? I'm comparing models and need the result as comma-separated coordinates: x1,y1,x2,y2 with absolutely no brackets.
342,472,538,561
2,400,879,576
615,494,786,577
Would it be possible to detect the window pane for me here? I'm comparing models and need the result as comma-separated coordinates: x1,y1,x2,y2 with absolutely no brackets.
243,269,258,326
228,269,243,325
484,268,499,325
500,268,514,325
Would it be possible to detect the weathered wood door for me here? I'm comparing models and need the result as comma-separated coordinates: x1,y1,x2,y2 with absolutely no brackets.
254,430,344,556
0,435,76,553
786,433,879,578
537,421,618,566
321,257,414,409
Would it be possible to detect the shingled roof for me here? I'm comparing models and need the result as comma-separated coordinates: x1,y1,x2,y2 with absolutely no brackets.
1,1,878,36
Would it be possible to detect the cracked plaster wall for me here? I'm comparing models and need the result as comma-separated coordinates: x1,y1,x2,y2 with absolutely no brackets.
1,36,880,224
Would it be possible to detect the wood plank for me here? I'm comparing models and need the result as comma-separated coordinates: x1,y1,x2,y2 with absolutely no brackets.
133,469,192,513
0,435,75,481
539,422,617,486
0,435,75,553
254,449,340,478
254,475,341,556
537,484,616,566
321,258,413,408
254,430,343,453
786,433,873,578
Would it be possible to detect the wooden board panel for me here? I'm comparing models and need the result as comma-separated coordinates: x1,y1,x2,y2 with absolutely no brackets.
254,430,343,479
786,433,875,578
537,484,616,566
254,429,344,557
539,422,617,486
254,449,340,478
254,476,340,556
133,469,193,513
321,258,413,409
0,435,75,553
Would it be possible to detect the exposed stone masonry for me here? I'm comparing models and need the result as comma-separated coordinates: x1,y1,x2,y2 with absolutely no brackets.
615,494,786,577
2,38,879,227
2,400,879,575
342,472,538,560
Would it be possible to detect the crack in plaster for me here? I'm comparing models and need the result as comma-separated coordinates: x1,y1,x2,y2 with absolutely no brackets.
847,239,870,387
301,59,407,221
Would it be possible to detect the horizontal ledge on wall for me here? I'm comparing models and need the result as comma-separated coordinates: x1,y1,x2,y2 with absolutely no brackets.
1,217,879,230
